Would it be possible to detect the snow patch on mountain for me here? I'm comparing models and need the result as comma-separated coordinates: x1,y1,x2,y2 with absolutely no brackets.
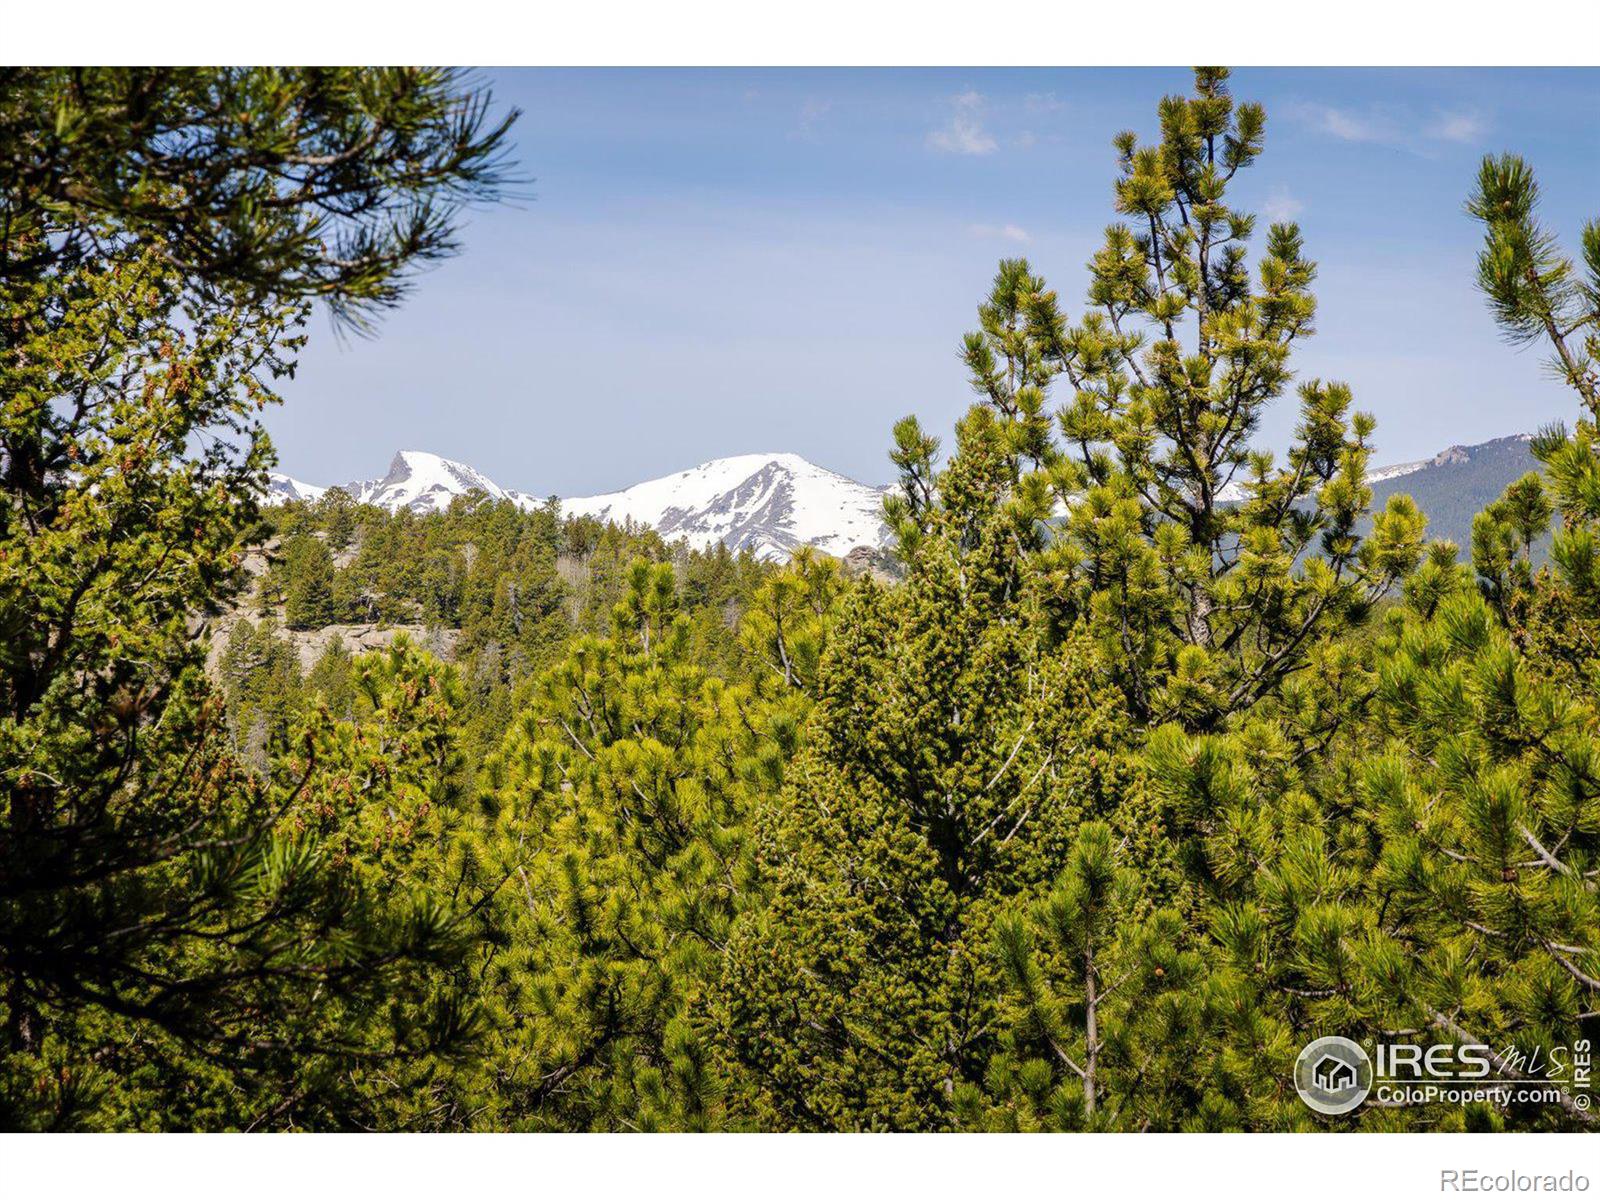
1211,452,1438,504
259,432,1537,567
1367,458,1430,485
563,453,889,562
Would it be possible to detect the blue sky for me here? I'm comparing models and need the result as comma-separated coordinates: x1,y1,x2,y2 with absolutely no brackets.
268,67,1600,494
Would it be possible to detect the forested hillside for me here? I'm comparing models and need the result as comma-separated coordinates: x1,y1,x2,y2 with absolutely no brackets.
216,493,778,781
1367,435,1546,558
3,67,1596,1133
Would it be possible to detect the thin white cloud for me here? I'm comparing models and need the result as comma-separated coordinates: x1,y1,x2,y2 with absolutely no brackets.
1293,101,1491,153
969,223,1030,244
927,91,998,156
1302,103,1390,143
1263,185,1304,223
791,97,833,142
1428,111,1487,143
1023,91,1065,114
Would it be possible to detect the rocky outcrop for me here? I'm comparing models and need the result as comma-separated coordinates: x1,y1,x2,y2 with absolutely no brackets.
841,543,903,584
276,622,457,673
202,532,458,677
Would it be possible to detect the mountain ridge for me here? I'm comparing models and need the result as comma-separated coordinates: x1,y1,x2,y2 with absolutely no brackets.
267,450,891,564
265,433,1541,564
1366,433,1539,554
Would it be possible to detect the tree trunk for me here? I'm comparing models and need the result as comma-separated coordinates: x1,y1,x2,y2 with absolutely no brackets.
1083,942,1098,1117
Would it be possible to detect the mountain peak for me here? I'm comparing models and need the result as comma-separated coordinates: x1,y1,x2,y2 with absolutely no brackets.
264,473,328,505
1366,430,1543,559
1425,433,1533,471
345,450,520,513
561,452,889,562
389,449,440,474
261,431,1540,566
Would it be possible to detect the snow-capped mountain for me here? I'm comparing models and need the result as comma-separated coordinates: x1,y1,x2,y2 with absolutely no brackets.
265,473,328,505
262,450,891,563
340,450,539,514
1206,435,1539,554
262,433,1539,566
1365,434,1539,556
562,453,888,561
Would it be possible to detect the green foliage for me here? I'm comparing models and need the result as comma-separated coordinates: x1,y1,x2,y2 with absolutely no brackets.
242,493,778,779
455,555,843,1131
1,639,478,1130
1360,589,1597,1122
0,67,518,327
218,617,303,762
1468,154,1600,409
1104,149,1600,1134
890,70,1423,736
0,66,517,1128
282,533,338,629
1046,69,1425,730
967,823,1204,1130
718,396,1153,1129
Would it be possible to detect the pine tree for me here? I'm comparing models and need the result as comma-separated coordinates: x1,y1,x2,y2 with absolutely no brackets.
282,533,338,629
725,68,1430,1133
218,616,304,763
1139,718,1390,1129
1133,152,1600,1132
305,637,358,719
0,69,517,326
966,822,1204,1130
1011,67,1423,733
1339,155,1600,1129
0,68,517,1128
459,555,841,1130
719,396,1152,1129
